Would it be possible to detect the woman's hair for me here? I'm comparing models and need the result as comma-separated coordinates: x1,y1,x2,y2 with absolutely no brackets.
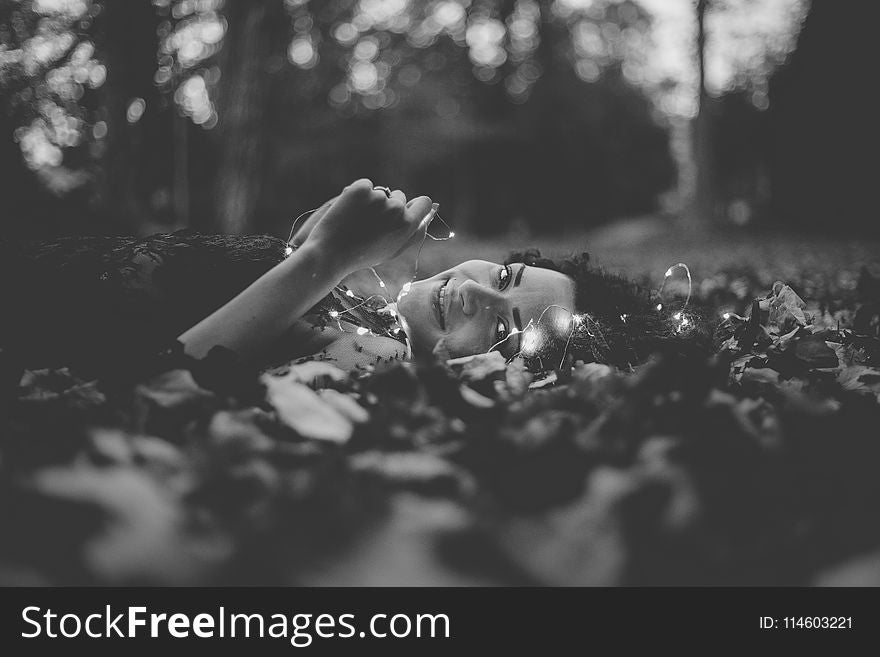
504,249,711,370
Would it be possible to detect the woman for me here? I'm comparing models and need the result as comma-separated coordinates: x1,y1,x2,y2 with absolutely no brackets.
0,179,693,395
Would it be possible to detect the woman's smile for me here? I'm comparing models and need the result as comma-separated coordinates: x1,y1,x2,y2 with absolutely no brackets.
434,278,448,330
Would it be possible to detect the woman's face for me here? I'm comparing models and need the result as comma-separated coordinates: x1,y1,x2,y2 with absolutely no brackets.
396,259,577,360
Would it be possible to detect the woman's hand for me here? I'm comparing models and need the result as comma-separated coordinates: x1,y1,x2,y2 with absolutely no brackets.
301,179,433,276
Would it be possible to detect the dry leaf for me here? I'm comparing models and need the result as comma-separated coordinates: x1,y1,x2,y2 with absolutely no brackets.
263,374,353,444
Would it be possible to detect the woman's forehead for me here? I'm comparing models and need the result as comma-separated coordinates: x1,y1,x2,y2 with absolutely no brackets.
512,265,577,322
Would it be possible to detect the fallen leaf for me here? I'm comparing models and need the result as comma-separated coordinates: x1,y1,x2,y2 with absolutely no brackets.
503,359,533,397
459,384,495,408
349,451,470,496
450,351,507,382
793,336,839,369
837,365,880,401
768,282,809,332
316,389,370,424
33,465,227,584
283,361,348,387
490,467,632,586
263,374,353,444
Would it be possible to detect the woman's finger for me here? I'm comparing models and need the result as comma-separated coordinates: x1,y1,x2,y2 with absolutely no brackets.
390,197,433,259
389,189,407,206
403,196,433,229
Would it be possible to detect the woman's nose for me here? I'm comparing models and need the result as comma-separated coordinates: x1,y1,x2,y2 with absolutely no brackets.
459,279,505,317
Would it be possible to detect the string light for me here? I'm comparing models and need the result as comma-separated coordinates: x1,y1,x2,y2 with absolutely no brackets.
284,195,456,349
656,262,693,310
483,303,611,372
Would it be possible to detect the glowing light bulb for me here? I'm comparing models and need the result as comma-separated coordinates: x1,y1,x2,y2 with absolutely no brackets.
356,327,369,335
448,231,455,238
620,314,627,322
378,281,386,288
723,312,730,320
665,268,673,277
402,282,412,292
656,304,663,311
346,290,355,298
673,312,682,320
521,327,540,355
555,313,573,332
329,310,339,318
284,246,293,257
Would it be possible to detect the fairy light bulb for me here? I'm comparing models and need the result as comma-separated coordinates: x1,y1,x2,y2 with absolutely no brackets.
329,310,339,318
356,327,369,335
448,231,455,238
284,246,294,257
656,303,663,311
555,313,573,332
521,327,541,355
346,290,355,298
665,268,673,277
723,312,730,320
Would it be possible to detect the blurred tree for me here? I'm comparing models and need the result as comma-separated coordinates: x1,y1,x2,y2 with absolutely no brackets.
96,0,161,232
692,0,714,225
2,0,679,236
212,0,287,234
253,0,675,235
0,0,104,235
688,0,808,227
767,0,876,235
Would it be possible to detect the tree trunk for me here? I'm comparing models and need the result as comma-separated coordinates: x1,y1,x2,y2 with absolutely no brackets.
212,0,284,235
98,0,162,234
692,0,716,227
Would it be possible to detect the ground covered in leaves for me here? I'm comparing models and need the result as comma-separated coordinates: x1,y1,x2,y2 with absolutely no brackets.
2,232,880,586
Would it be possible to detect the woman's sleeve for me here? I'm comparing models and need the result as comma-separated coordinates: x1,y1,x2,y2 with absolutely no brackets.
134,339,265,402
0,232,287,389
298,332,408,373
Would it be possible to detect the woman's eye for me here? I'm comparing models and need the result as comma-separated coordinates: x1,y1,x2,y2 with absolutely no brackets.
494,317,509,343
498,265,512,290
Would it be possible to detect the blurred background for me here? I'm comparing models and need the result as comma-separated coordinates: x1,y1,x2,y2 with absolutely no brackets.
0,0,875,257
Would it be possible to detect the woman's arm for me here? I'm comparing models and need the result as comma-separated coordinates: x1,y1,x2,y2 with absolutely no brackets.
178,179,432,361
177,241,340,360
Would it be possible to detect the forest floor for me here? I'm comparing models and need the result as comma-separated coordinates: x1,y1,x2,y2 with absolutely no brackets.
2,219,880,586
